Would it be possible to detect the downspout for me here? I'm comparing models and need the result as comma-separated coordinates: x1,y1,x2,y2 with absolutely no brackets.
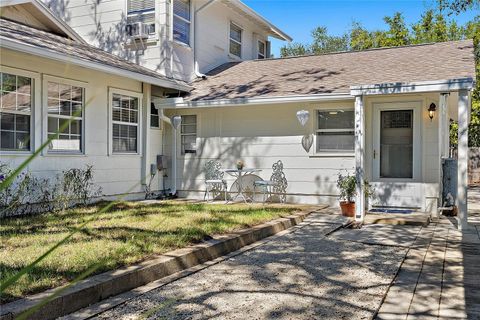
159,110,181,195
193,0,215,78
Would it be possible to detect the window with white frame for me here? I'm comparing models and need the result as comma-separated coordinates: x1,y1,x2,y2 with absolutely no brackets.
150,102,160,129
257,40,266,59
316,110,354,153
0,72,32,151
180,115,196,154
229,23,242,58
173,0,191,45
112,93,139,153
126,0,155,36
47,81,84,152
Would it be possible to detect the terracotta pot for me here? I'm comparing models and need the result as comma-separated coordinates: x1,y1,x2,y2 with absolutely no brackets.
340,201,355,217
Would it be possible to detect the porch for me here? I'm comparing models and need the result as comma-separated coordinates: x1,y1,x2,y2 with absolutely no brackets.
352,78,475,230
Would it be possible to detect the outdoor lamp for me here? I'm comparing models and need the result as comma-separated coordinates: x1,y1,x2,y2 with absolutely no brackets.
296,110,310,126
428,103,436,121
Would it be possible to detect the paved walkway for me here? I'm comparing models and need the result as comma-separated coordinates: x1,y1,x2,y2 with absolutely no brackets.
377,186,480,320
90,209,409,320
67,189,480,320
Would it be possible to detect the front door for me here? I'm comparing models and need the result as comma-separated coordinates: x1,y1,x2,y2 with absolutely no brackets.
372,102,422,182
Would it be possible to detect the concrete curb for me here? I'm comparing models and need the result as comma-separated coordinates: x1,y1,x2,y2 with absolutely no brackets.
1,206,324,320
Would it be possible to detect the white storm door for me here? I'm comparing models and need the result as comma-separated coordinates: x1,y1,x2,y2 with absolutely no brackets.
372,102,422,181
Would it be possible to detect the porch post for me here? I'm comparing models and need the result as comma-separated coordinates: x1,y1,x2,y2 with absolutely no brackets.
437,93,449,218
457,89,469,230
355,95,365,222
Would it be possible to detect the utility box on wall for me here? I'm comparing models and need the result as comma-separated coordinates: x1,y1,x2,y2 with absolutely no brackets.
442,158,457,205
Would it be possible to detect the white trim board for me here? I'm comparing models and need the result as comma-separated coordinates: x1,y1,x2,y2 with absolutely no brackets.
154,93,354,109
350,78,475,96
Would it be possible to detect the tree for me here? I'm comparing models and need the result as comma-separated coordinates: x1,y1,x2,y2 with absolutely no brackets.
382,12,411,46
280,26,348,57
437,0,480,14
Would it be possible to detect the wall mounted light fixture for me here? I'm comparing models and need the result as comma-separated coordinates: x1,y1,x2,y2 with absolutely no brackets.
428,103,436,121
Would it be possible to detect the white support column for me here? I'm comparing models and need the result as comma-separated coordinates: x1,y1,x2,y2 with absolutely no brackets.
457,89,469,230
355,95,365,222
141,83,151,188
437,93,449,217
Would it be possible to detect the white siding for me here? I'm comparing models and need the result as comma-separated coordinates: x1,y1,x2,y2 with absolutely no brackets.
0,48,156,199
44,0,272,82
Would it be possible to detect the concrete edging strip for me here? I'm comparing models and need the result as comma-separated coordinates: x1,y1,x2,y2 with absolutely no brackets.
0,206,324,320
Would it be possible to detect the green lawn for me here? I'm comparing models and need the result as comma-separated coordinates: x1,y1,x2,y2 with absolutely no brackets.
0,201,307,303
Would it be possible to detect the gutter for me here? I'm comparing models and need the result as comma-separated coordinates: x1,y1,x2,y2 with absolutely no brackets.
155,93,354,109
1,37,192,92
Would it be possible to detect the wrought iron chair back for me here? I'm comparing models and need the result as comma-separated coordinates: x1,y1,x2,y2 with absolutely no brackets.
270,160,288,202
204,160,227,202
205,160,224,181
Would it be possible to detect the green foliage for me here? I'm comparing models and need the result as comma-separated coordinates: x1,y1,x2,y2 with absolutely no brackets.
280,26,349,57
438,0,479,14
336,172,357,203
0,164,102,217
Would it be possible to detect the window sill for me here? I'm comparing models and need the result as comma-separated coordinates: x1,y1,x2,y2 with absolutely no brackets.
110,152,142,157
0,150,33,156
228,53,242,61
171,40,192,50
45,151,86,157
309,153,355,158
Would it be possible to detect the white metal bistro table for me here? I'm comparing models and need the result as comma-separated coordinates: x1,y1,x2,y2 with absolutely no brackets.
223,168,262,203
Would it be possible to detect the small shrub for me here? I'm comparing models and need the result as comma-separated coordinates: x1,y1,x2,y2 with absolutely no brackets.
336,172,357,203
0,164,102,217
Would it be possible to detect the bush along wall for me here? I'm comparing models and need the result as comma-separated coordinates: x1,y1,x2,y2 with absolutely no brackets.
0,164,102,218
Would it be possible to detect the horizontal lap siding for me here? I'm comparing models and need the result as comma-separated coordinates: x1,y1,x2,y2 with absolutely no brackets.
164,103,355,204
1,49,146,198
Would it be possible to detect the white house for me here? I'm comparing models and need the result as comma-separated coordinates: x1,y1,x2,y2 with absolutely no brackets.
0,0,476,229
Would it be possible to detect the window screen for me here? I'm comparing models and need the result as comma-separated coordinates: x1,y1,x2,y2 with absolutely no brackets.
316,110,354,153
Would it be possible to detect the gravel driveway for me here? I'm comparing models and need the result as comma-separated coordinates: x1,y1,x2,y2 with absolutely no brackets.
93,212,408,320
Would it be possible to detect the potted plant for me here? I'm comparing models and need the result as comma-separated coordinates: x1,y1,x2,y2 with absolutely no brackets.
236,160,245,170
337,172,357,217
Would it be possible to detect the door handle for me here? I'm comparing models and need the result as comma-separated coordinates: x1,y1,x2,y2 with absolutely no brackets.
373,150,376,159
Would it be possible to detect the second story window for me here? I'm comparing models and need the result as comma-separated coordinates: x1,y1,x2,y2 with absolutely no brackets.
126,0,155,36
258,40,266,59
173,0,191,45
229,22,242,58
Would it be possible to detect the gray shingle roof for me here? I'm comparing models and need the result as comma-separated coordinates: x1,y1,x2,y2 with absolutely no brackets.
0,18,189,90
186,40,476,101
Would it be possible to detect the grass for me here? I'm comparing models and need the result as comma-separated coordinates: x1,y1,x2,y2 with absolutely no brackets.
0,200,306,303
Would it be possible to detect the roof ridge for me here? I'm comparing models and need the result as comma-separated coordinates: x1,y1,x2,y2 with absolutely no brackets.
252,39,473,62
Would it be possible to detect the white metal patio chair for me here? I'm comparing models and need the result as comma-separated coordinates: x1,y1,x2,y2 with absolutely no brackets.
204,160,228,202
253,160,288,203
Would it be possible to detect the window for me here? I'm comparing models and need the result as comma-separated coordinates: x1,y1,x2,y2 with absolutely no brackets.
229,23,242,58
112,93,139,153
173,0,191,45
126,0,155,35
47,81,84,152
150,102,160,129
257,40,266,59
316,110,354,153
0,72,32,151
180,115,196,154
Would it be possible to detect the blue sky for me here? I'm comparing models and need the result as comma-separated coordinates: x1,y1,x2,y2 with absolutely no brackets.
243,0,478,57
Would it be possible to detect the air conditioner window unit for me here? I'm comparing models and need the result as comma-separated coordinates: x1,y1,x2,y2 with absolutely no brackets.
126,22,149,39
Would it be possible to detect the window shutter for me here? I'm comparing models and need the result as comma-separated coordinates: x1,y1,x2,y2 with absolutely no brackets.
127,0,154,14
266,40,271,58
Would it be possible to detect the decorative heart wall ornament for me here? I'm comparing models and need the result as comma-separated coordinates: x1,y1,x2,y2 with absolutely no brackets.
296,110,310,126
301,134,314,152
